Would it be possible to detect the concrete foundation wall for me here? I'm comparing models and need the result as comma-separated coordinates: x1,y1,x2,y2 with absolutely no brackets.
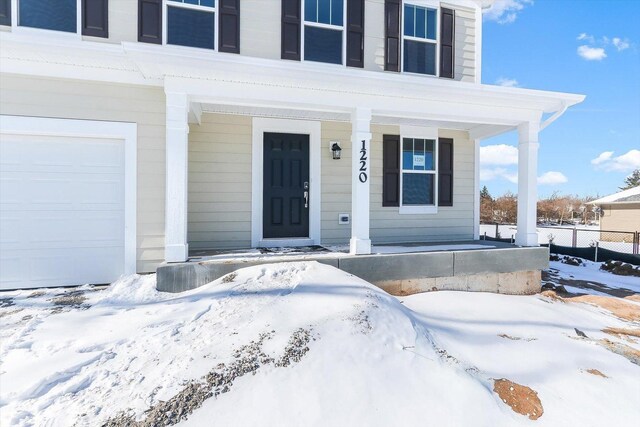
157,246,548,295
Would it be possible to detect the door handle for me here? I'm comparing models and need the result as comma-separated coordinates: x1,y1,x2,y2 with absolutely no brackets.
304,191,309,209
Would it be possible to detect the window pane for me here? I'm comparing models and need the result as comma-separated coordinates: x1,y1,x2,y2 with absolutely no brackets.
331,0,343,26
427,8,437,39
413,139,425,170
318,0,331,24
304,26,342,64
403,39,436,75
168,7,215,50
200,0,215,6
415,7,426,39
402,138,414,170
403,5,414,37
425,139,435,170
19,0,76,33
305,0,317,22
402,173,434,205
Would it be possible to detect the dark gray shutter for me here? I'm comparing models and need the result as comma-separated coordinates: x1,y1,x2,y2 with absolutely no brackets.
138,0,162,44
438,138,454,206
346,0,365,68
0,0,10,26
439,8,454,79
82,0,108,38
384,0,401,72
281,0,301,60
383,135,400,207
219,0,240,53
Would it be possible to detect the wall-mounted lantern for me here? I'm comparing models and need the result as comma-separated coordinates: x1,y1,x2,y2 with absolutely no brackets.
330,141,342,160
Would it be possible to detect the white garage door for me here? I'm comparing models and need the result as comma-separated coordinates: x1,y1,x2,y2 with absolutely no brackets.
0,132,126,289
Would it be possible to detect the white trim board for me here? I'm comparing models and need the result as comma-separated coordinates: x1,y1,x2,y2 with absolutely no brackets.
0,115,138,276
251,117,321,248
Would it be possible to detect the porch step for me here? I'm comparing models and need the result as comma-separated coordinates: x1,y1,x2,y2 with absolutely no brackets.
156,246,549,296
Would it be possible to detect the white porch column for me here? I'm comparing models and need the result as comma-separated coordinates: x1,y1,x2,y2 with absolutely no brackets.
473,138,480,239
350,108,372,255
515,121,540,247
165,92,190,262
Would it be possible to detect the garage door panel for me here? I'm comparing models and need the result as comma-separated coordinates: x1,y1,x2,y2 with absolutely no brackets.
0,131,127,289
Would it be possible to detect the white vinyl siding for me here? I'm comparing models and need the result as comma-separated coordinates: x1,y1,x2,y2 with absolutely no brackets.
444,2,476,82
187,116,474,249
320,121,352,245
82,0,138,44
0,74,166,273
370,125,475,243
240,0,281,59
188,113,253,250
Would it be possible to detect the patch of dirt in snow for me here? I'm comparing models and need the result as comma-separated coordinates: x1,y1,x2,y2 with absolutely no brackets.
541,290,640,322
103,328,312,427
0,297,16,308
584,369,608,378
597,339,640,366
569,295,640,322
493,379,543,420
49,290,89,313
542,269,637,298
497,334,537,342
602,327,640,340
625,294,640,303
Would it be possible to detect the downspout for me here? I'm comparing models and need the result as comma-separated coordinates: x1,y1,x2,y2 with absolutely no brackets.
540,102,568,131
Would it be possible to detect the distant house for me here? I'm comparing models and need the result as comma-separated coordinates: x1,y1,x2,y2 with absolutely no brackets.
589,187,640,240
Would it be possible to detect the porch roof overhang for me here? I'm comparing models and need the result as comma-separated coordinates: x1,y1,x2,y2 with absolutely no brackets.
0,32,585,139
132,42,583,138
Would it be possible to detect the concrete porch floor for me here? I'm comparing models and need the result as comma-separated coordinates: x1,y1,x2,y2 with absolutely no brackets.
157,241,549,295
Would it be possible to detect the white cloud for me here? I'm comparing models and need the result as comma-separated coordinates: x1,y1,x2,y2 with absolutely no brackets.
577,45,607,61
480,167,518,183
591,151,613,166
591,149,640,172
480,144,519,166
577,33,595,43
575,34,632,61
537,171,568,185
483,0,533,24
495,77,519,87
612,37,630,51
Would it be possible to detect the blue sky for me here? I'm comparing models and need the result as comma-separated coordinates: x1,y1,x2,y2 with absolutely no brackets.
480,0,640,199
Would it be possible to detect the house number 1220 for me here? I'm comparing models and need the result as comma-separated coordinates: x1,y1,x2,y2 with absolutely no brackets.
359,140,368,183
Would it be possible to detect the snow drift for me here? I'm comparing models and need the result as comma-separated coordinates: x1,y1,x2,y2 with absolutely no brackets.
1,261,638,426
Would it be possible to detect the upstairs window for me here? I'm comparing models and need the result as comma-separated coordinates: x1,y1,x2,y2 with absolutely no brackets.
167,0,216,50
401,137,436,208
402,3,437,76
19,0,77,33
303,0,344,65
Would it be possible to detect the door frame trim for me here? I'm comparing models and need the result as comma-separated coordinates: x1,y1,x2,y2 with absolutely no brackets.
0,114,137,276
251,118,321,247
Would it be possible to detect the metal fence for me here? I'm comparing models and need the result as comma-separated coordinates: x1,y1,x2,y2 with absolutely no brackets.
479,224,640,265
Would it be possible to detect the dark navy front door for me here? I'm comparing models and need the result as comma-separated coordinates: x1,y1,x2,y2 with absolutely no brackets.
263,132,310,239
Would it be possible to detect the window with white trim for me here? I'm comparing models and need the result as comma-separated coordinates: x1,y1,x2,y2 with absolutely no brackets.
402,3,438,76
166,0,216,50
18,0,78,33
303,0,344,65
400,137,437,209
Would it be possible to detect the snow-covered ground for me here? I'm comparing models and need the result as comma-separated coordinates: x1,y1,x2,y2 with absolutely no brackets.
1,262,639,426
546,258,640,295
